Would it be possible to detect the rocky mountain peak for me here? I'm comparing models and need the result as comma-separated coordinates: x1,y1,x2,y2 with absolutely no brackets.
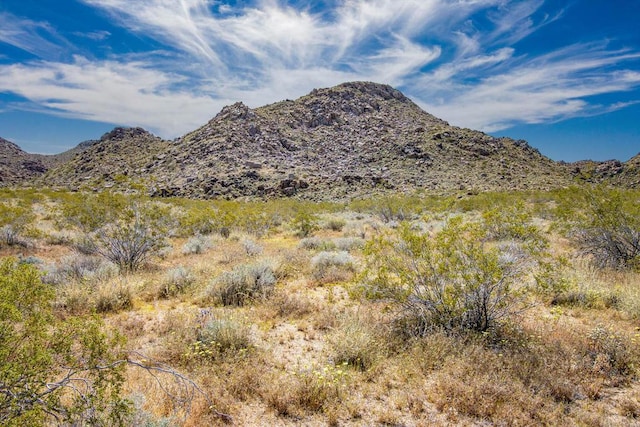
0,137,25,155
99,127,153,142
214,102,255,121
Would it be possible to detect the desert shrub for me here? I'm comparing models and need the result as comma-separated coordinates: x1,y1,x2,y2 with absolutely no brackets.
270,291,315,319
181,235,214,255
572,188,640,270
160,266,195,298
57,191,127,233
481,200,545,247
310,251,357,283
208,262,276,306
95,281,134,313
324,218,346,232
241,238,263,256
533,255,576,296
44,230,75,246
178,205,219,236
42,255,119,286
189,317,253,361
332,237,365,251
586,325,638,379
291,211,319,237
265,364,349,416
95,205,168,273
360,217,531,335
0,202,34,247
327,315,387,371
298,237,328,250
0,258,131,426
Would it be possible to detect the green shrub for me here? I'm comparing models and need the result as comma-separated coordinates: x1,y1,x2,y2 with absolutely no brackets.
324,218,346,232
291,211,319,237
360,217,530,335
0,202,33,247
481,200,545,247
0,258,130,425
208,262,276,306
572,187,640,270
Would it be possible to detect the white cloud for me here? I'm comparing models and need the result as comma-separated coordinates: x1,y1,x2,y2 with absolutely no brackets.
0,57,225,137
0,0,639,139
0,12,71,60
418,45,640,131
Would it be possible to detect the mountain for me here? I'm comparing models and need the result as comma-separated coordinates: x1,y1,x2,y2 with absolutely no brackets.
145,81,569,199
43,81,567,200
0,137,48,185
40,127,170,191
568,153,640,188
6,81,636,199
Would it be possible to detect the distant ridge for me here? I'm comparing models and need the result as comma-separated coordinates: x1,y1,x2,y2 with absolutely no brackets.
2,82,638,198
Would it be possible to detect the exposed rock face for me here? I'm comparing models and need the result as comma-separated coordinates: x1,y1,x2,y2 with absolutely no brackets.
8,81,636,199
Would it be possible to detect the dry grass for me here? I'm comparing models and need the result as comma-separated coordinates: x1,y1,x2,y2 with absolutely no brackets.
6,192,640,426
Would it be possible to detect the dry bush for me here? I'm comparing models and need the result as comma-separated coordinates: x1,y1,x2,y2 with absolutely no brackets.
332,237,365,252
42,253,118,285
310,251,356,284
423,318,640,425
572,188,640,270
326,314,388,371
95,281,134,313
207,262,276,306
159,266,196,298
53,282,94,315
270,291,316,319
188,316,253,362
263,365,349,417
241,238,263,257
181,235,214,255
153,310,199,365
95,206,168,273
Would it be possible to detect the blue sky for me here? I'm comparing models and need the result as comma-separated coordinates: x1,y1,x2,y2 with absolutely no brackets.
0,0,639,161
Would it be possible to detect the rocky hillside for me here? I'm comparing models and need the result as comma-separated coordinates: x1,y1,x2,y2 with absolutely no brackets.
7,81,636,199
569,153,640,188
141,82,568,199
40,127,170,191
0,137,48,185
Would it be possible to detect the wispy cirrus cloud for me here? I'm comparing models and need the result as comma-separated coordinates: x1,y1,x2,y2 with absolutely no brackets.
0,12,72,60
0,56,225,136
0,0,639,139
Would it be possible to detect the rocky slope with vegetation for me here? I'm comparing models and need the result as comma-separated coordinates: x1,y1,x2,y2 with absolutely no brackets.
0,137,49,185
1,81,638,198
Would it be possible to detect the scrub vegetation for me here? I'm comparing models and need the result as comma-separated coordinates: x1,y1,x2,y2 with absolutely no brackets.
1,186,639,426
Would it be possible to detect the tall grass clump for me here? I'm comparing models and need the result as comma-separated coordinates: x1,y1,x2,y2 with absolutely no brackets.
159,266,196,298
207,262,276,306
310,251,357,283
